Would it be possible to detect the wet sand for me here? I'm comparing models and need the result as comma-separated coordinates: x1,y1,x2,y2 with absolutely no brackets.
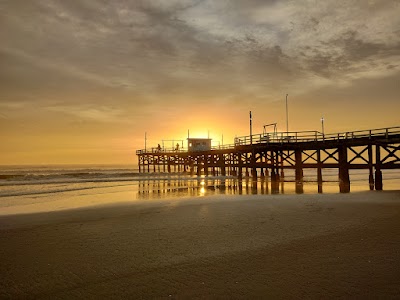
1,191,400,298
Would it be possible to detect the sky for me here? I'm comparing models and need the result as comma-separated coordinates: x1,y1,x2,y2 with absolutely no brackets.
1,0,400,165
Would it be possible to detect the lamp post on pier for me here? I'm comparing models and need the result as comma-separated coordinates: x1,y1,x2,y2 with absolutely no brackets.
250,111,253,145
321,117,325,140
285,94,289,136
145,132,147,152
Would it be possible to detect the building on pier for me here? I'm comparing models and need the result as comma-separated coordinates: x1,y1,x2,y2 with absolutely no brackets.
188,138,212,152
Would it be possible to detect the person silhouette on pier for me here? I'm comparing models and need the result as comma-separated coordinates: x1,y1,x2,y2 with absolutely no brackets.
175,143,180,152
157,144,161,152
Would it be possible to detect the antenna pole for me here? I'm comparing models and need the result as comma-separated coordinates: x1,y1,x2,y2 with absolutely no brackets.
145,132,147,152
250,111,253,145
286,94,289,135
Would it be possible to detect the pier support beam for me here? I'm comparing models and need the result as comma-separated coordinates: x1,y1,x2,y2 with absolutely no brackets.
274,151,280,183
238,153,243,180
204,155,209,176
368,144,374,190
251,151,257,181
295,149,303,194
280,150,285,180
375,145,383,190
196,157,202,176
338,146,350,193
317,149,323,193
280,152,285,193
220,154,226,176
271,150,279,193
245,153,249,177
163,155,166,173
252,168,257,180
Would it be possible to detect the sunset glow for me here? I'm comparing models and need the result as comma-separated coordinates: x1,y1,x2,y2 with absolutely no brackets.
1,1,399,165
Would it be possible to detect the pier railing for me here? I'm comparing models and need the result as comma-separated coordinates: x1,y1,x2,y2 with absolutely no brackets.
136,126,400,154
135,143,237,155
234,126,400,146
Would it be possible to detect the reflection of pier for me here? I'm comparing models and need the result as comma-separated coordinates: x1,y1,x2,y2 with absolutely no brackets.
136,127,400,193
137,178,274,199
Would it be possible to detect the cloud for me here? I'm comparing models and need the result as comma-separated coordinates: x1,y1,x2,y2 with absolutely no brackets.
0,0,399,114
45,104,125,123
1,0,399,164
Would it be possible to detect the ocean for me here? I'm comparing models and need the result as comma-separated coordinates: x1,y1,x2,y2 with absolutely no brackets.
1,164,399,215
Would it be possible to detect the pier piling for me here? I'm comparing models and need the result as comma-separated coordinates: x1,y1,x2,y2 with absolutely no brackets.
375,145,383,190
338,146,350,193
295,149,304,194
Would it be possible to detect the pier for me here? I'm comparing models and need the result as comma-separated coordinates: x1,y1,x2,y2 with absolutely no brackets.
136,126,400,193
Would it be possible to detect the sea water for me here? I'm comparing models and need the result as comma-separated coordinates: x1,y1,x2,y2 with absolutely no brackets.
0,165,399,215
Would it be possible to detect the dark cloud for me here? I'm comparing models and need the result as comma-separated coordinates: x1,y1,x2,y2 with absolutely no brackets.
0,0,399,119
300,30,400,78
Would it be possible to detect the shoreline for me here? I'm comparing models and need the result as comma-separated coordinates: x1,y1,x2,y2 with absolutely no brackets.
1,173,399,216
1,191,400,298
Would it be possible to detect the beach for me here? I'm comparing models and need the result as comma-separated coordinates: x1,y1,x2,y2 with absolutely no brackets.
1,190,400,298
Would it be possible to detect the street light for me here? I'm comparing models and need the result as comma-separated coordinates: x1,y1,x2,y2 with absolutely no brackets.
250,111,253,145
285,94,289,135
145,132,147,152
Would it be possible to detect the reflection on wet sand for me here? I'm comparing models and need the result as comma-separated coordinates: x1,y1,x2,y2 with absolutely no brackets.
137,176,331,200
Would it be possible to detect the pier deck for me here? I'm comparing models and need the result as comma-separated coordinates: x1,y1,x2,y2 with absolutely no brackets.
136,126,400,192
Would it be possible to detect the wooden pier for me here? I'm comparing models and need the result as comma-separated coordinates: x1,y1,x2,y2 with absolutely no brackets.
136,127,400,192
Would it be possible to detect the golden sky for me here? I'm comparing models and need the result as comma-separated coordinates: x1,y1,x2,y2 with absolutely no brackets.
1,0,400,165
